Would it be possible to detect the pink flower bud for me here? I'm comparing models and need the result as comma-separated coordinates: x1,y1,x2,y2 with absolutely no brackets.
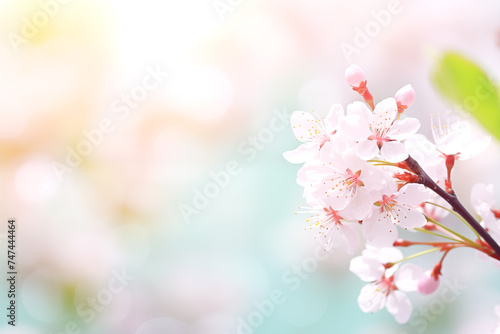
345,65,366,87
395,84,416,108
417,270,440,295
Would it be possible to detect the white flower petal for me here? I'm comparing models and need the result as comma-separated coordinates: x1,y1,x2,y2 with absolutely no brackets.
340,224,360,255
349,256,384,282
372,98,397,131
394,263,423,292
362,213,399,248
324,104,344,131
283,142,318,164
361,165,389,191
375,247,404,264
396,184,431,207
404,134,441,164
341,152,368,171
296,160,322,185
340,114,371,141
392,206,427,230
459,133,490,160
358,283,387,313
290,110,320,142
312,181,350,211
319,143,343,165
380,141,408,162
343,188,374,220
356,140,380,160
386,290,413,324
471,183,496,211
387,117,420,141
346,101,373,118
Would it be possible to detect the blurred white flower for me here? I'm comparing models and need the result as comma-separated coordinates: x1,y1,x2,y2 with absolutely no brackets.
431,113,490,160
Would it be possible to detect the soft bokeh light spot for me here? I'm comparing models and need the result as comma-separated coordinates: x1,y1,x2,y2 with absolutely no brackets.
15,157,59,203
111,1,218,71
0,109,28,138
22,270,66,322
298,76,340,112
135,317,188,334
53,231,117,280
236,13,297,72
164,64,233,120
111,224,150,271
277,285,329,327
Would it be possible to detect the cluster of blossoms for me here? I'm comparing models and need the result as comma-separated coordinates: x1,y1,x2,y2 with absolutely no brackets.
284,65,499,325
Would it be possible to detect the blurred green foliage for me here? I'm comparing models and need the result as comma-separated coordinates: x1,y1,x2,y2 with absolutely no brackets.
432,51,500,141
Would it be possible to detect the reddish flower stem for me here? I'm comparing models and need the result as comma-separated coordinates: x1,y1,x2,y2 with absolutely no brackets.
352,81,375,110
394,240,459,248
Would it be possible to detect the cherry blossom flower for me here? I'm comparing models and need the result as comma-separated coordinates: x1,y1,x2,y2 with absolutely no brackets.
471,183,496,213
350,247,423,323
471,183,500,241
341,98,420,163
431,113,490,160
283,104,344,164
298,197,360,254
284,64,500,328
363,184,431,247
310,146,388,220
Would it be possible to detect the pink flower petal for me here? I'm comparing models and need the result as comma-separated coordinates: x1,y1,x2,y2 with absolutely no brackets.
395,84,416,108
417,270,440,295
386,290,413,324
345,65,366,87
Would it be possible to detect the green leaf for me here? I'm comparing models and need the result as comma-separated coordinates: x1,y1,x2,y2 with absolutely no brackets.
431,51,500,141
